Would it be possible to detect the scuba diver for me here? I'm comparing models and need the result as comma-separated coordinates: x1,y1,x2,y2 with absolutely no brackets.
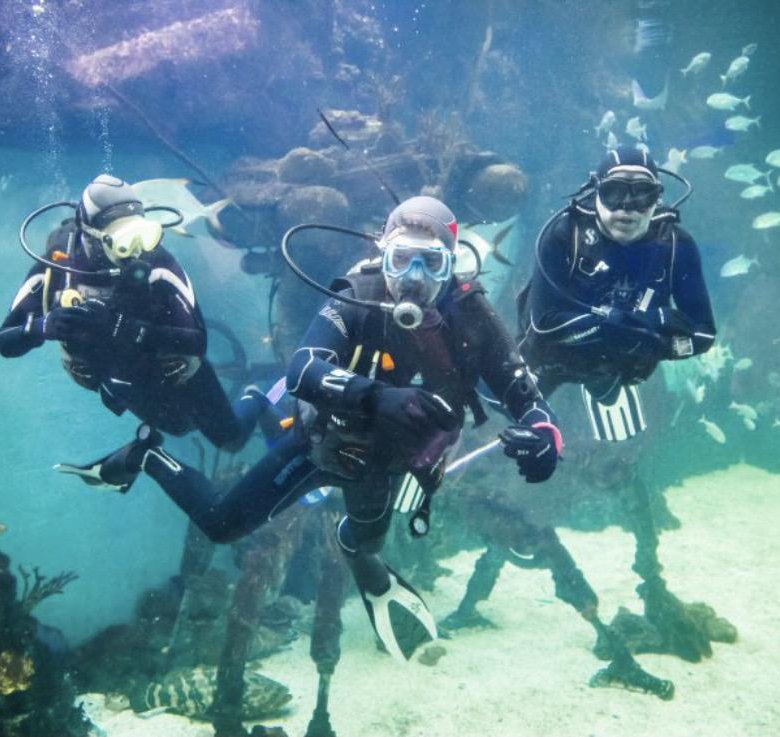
87,195,562,660
517,145,715,439
0,174,271,488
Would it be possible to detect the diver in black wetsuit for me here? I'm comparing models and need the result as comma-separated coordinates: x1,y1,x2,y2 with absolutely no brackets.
517,145,715,438
0,175,269,488
95,196,562,659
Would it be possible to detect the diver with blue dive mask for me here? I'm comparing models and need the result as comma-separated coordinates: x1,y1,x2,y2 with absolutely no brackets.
1,174,275,487
87,195,562,661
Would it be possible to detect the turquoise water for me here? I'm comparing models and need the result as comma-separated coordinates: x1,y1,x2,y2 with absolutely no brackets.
1,2,778,735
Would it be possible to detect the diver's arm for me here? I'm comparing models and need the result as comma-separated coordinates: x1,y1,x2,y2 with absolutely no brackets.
286,293,362,407
669,229,716,356
0,264,48,357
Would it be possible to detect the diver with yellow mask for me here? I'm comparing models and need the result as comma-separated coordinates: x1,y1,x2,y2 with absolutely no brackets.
1,174,273,489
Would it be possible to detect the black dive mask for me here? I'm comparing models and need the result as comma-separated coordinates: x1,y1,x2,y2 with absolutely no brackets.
597,178,662,212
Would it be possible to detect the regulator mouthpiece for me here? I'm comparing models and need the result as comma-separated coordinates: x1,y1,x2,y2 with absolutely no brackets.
392,301,424,330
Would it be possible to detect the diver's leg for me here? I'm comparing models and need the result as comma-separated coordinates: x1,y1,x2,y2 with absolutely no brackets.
337,472,437,660
143,433,321,543
185,361,274,451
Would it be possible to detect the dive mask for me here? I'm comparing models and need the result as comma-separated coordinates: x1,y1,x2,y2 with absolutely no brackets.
381,233,453,283
81,215,163,262
597,177,662,212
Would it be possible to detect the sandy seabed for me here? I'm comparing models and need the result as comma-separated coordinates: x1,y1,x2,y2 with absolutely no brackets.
80,464,780,737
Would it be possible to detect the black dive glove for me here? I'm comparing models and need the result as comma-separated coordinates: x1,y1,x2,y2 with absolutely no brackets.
499,424,559,483
28,306,97,342
77,299,149,347
369,385,459,436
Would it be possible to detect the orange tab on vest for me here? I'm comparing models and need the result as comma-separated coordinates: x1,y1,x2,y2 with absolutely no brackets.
280,417,295,430
51,250,68,262
381,353,395,371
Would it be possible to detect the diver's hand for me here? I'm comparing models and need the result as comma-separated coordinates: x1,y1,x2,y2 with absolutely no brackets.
499,424,559,483
370,385,459,436
31,306,97,342
80,299,149,347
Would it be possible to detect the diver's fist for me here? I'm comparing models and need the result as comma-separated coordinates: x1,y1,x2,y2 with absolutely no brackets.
35,305,96,342
499,424,559,483
371,385,458,435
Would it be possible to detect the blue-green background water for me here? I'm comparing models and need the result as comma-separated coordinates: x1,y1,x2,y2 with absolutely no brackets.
1,1,779,733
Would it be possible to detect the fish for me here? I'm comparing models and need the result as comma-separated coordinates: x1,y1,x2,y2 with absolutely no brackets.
603,131,618,151
706,93,750,111
699,416,726,444
625,116,647,142
724,115,761,132
752,212,780,230
680,52,711,77
0,175,12,193
697,342,733,382
595,111,616,137
720,55,750,86
689,145,723,159
729,401,758,422
720,255,758,277
765,150,780,168
457,223,514,273
742,43,758,56
733,358,753,371
132,178,232,236
632,79,668,111
128,665,291,720
724,164,769,184
773,418,780,429
743,417,756,431
0,522,6,535
662,148,687,174
686,379,706,404
740,184,772,199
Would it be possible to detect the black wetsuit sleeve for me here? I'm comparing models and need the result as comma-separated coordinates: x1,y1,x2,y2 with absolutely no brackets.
0,262,48,358
671,229,716,356
140,250,206,357
286,291,361,405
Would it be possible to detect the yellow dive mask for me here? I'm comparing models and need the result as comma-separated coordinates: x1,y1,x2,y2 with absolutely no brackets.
82,215,163,263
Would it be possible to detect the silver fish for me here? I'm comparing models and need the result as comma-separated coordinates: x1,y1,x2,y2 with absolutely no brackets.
680,52,711,77
632,79,668,111
742,43,758,56
720,55,750,86
725,115,761,132
595,110,616,137
662,148,687,174
706,93,750,111
625,116,647,141
724,164,769,184
603,131,618,151
686,379,706,404
132,178,232,236
773,418,780,429
689,145,723,159
743,417,756,431
740,184,772,199
753,212,780,230
729,401,758,422
733,358,753,371
720,255,758,277
765,149,780,168
699,416,726,444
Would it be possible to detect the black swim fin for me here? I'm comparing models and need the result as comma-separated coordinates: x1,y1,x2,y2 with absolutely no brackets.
358,565,438,661
54,425,162,493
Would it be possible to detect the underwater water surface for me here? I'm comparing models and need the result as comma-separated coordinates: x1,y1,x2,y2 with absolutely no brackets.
0,1,779,736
